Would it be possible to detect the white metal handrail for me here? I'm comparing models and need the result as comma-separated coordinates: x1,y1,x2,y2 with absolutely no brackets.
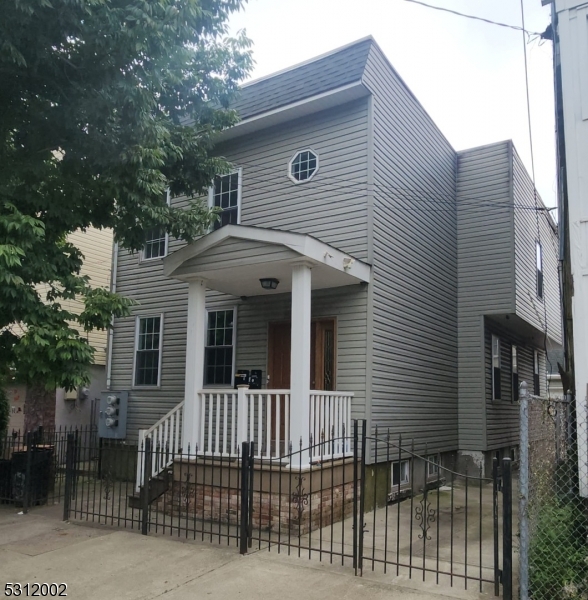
135,400,184,492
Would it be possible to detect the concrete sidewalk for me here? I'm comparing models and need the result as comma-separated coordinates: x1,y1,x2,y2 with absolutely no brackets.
0,507,490,600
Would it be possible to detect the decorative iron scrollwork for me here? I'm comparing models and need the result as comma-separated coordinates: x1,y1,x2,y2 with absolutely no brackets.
415,488,436,540
291,475,309,518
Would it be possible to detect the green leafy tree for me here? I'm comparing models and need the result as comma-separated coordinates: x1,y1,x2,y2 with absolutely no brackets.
0,0,252,399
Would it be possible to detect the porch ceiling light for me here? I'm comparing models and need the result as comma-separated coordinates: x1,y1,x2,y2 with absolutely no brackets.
260,277,279,290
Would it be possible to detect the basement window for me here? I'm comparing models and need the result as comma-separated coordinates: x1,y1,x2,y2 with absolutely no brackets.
427,455,440,478
492,335,502,400
392,460,410,487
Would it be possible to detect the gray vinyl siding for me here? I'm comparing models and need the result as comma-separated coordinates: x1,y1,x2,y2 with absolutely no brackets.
456,141,514,451
483,319,545,450
362,44,458,455
513,149,562,345
110,282,367,437
218,98,370,260
111,98,371,437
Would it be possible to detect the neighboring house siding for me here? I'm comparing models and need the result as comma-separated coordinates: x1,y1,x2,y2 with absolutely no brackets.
362,44,458,455
513,149,562,345
456,142,514,452
66,228,114,365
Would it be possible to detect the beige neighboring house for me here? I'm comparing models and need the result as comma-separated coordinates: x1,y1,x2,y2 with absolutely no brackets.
7,227,114,433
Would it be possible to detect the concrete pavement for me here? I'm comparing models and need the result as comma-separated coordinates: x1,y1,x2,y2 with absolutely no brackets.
0,506,490,600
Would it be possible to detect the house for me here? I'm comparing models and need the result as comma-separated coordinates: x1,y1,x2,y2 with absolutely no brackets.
108,37,561,495
7,227,114,433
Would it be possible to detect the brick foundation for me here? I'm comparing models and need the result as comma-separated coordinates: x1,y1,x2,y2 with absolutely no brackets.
157,457,357,535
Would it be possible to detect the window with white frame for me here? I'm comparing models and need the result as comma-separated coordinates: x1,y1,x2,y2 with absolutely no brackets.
492,334,501,400
204,309,236,386
392,460,410,487
134,316,163,386
512,345,519,402
288,149,318,183
536,241,543,299
210,171,241,230
142,190,170,260
533,349,540,396
427,455,440,478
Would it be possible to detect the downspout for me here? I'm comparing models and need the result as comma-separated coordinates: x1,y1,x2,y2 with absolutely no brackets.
105,240,118,390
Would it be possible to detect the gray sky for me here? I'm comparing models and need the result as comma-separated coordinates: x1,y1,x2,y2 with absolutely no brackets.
229,0,556,207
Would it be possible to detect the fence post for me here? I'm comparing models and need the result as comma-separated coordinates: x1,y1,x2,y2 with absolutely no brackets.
141,436,152,536
519,381,529,600
62,433,76,521
240,441,250,555
502,457,513,600
492,456,500,597
22,432,33,514
352,419,359,573
358,419,367,575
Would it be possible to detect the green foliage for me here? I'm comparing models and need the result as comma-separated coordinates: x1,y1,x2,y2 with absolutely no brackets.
529,500,588,599
0,0,252,389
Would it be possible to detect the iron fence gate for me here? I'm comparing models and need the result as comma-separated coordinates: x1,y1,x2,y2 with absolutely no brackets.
35,421,514,597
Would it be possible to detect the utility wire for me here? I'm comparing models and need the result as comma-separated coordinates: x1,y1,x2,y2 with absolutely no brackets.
519,0,553,390
403,0,543,38
219,159,557,215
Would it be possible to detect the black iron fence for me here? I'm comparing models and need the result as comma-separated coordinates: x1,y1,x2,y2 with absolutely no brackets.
3,421,514,599
0,426,98,510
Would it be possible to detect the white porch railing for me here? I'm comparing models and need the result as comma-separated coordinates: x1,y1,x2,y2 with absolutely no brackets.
135,400,184,492
198,389,291,459
136,389,353,491
198,388,352,460
310,391,353,460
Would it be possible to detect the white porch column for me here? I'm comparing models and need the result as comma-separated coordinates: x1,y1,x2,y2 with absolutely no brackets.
183,278,206,453
290,262,312,458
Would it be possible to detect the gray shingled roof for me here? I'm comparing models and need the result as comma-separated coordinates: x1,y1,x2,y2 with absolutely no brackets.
231,38,373,120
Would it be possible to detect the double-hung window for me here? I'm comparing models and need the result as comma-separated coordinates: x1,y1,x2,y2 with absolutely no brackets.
134,316,163,386
392,460,410,487
536,241,543,299
142,190,170,260
533,349,541,396
512,345,519,402
492,335,501,400
204,309,236,386
210,170,241,230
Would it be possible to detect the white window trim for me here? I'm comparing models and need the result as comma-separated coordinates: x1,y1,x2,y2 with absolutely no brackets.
392,459,410,487
132,314,164,388
492,334,501,401
288,148,320,184
140,189,170,262
203,306,237,388
208,168,243,230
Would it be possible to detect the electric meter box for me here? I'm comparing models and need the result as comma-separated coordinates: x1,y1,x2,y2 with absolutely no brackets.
98,391,129,439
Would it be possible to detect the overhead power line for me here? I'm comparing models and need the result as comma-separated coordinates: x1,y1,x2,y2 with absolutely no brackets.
402,0,543,37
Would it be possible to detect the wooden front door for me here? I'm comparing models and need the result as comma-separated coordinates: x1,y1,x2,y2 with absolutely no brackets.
267,319,336,449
